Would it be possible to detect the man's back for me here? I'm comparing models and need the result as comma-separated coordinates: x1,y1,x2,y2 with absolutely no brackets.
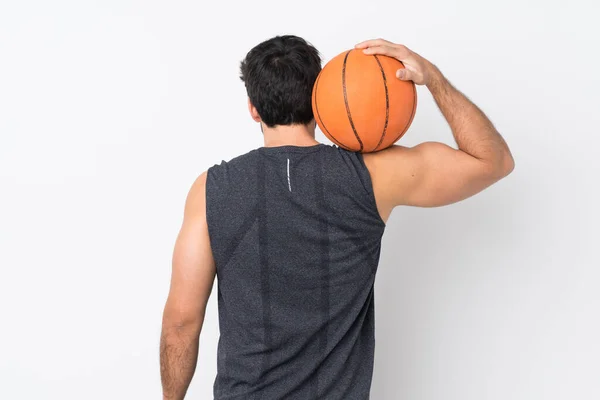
206,144,385,399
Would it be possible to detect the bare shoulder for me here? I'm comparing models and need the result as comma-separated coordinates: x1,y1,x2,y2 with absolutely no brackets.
363,141,513,214
183,171,208,218
362,145,418,222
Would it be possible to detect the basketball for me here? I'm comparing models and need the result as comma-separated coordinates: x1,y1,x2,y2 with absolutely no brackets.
312,49,417,153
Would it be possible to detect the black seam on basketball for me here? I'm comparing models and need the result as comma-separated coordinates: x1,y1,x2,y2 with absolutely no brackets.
314,72,351,150
342,50,364,152
373,55,389,152
389,82,417,143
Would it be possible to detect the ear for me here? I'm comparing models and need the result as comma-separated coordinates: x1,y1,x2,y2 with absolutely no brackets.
247,98,261,123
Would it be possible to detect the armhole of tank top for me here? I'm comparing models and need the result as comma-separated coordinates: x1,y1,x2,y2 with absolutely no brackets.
355,152,386,227
204,165,219,268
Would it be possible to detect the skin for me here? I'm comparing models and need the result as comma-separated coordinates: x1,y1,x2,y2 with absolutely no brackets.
159,39,514,399
357,39,514,220
160,171,215,400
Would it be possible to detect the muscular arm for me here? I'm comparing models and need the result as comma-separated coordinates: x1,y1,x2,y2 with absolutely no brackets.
427,65,512,171
357,39,514,219
160,172,216,400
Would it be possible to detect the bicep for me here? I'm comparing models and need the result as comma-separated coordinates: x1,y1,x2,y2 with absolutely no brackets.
370,142,501,208
163,172,216,329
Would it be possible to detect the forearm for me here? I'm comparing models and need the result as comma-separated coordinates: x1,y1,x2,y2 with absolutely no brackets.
160,325,200,400
426,64,513,170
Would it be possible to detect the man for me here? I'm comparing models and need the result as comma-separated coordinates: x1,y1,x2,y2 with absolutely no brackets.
160,35,514,400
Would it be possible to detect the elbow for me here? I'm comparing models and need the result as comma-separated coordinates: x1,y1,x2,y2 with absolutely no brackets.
484,149,515,181
500,150,515,177
161,306,204,336
162,318,203,339
492,143,515,178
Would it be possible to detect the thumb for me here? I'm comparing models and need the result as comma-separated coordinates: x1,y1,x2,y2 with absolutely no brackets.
395,68,413,81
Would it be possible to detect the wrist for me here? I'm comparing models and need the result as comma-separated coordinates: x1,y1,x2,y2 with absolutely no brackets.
425,63,445,92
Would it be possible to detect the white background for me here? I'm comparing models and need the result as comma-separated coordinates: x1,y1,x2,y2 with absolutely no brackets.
1,0,599,399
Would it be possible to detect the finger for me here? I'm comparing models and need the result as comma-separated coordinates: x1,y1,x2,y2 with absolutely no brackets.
362,46,412,63
355,38,391,49
361,45,394,56
385,44,411,61
396,68,414,82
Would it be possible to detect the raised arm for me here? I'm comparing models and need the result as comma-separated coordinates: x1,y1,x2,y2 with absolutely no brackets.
160,172,216,400
358,39,514,221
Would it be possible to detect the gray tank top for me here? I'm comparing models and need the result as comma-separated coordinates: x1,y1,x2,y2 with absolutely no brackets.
206,143,385,399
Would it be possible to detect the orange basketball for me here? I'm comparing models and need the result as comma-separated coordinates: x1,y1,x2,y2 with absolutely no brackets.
312,49,417,153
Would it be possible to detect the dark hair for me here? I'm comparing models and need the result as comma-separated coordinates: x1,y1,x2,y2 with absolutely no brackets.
240,35,321,128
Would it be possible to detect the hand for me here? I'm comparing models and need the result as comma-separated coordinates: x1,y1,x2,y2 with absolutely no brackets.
355,39,436,86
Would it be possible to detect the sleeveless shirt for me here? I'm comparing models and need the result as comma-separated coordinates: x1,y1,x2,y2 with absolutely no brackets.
206,143,386,399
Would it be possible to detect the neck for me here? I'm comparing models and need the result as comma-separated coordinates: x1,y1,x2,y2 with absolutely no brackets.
261,122,320,147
